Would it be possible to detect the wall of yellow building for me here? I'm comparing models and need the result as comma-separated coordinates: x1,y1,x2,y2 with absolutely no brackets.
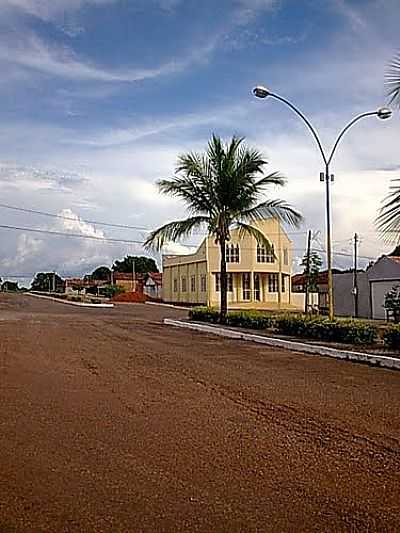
162,218,295,308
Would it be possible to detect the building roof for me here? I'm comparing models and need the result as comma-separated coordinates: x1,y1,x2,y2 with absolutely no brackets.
147,272,162,285
292,271,330,286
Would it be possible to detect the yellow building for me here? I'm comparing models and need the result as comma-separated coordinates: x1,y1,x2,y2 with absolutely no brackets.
162,218,304,310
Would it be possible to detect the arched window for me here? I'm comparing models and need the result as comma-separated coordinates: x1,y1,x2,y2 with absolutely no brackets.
257,244,275,263
226,243,240,263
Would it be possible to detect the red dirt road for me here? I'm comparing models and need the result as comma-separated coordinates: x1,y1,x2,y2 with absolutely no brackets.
1,294,400,532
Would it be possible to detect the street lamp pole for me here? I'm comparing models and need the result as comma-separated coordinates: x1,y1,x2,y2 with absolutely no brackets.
253,86,391,319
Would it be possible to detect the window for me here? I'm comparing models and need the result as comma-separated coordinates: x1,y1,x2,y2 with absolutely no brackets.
181,277,187,292
281,274,285,293
257,244,275,263
215,273,233,292
173,278,178,292
190,275,196,292
284,248,289,266
226,244,240,263
200,275,207,292
268,273,279,292
242,273,250,300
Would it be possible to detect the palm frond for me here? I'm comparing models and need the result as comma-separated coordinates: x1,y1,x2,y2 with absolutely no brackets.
236,222,274,254
144,216,210,251
376,179,400,243
255,171,286,189
241,199,303,228
386,51,400,107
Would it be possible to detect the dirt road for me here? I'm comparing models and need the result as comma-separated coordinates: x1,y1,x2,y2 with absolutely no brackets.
1,294,400,532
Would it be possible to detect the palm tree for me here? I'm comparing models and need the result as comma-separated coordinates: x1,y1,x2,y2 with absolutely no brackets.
145,135,303,323
377,53,400,243
386,51,400,107
376,179,400,244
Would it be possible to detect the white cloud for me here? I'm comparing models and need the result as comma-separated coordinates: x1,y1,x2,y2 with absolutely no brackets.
0,29,219,82
0,0,120,21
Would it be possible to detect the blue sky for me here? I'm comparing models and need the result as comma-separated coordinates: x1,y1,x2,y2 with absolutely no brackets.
0,0,399,283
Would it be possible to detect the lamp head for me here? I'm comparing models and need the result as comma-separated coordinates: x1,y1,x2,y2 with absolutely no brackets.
253,85,270,99
377,107,392,120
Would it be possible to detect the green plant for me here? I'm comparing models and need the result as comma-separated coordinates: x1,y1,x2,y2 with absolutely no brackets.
383,285,400,323
274,315,377,345
144,134,302,324
226,310,273,330
189,307,219,323
383,325,400,349
101,285,125,299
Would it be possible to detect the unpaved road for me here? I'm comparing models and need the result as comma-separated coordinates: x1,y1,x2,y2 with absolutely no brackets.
1,294,400,532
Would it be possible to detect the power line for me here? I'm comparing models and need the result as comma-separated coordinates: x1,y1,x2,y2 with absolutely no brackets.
0,201,311,237
0,223,145,245
0,203,149,231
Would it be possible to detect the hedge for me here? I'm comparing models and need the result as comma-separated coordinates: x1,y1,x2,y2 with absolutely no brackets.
274,315,377,345
189,307,378,345
189,307,274,329
383,325,400,349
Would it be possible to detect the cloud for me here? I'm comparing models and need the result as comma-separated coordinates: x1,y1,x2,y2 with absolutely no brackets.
0,0,120,21
0,30,219,83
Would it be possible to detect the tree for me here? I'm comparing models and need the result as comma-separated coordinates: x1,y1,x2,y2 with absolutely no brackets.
376,179,400,243
1,281,19,292
31,273,65,292
144,134,303,323
384,284,400,323
112,256,158,274
90,266,111,281
386,51,400,108
301,251,322,291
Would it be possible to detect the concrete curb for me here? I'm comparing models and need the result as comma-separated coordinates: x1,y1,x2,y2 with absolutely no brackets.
163,319,400,371
27,292,114,308
146,301,190,311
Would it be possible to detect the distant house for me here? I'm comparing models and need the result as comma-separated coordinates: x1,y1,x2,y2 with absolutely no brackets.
112,273,144,293
293,257,400,320
144,273,162,300
366,256,400,319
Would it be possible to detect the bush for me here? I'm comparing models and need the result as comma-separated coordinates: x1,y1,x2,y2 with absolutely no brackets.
383,325,400,349
101,285,125,299
226,310,274,330
274,315,377,345
189,307,273,329
189,307,220,323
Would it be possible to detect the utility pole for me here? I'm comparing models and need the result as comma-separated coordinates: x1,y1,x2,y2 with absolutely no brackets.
132,257,135,292
353,233,359,318
277,222,282,310
304,230,312,314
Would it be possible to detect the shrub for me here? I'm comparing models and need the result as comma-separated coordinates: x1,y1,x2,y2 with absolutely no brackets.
226,310,273,330
383,325,400,349
274,315,377,345
189,307,220,323
101,285,125,299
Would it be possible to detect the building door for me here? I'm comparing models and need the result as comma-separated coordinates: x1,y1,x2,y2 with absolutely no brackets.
254,274,261,301
242,273,250,300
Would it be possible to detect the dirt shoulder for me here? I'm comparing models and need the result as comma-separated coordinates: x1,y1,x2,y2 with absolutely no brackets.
1,294,399,532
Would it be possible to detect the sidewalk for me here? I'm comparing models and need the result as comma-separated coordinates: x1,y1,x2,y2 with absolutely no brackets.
164,319,400,371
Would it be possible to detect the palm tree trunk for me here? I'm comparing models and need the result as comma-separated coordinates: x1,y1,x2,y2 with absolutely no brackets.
220,239,228,324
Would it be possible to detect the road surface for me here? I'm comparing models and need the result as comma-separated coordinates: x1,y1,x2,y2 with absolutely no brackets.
1,294,399,532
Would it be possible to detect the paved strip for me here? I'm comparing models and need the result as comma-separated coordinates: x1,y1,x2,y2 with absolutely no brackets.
1,294,400,532
27,291,114,308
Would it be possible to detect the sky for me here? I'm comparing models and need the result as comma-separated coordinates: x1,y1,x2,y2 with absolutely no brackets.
0,0,399,286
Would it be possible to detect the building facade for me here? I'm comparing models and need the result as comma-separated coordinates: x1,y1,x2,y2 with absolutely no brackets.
163,219,303,309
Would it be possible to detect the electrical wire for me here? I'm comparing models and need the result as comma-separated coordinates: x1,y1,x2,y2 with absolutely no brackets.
0,203,149,231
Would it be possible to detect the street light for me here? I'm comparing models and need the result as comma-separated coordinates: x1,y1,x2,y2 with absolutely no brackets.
253,85,392,320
